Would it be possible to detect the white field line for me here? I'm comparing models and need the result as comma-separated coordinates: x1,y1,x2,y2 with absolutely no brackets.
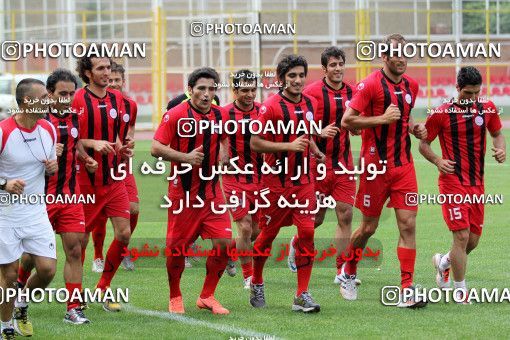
124,304,282,339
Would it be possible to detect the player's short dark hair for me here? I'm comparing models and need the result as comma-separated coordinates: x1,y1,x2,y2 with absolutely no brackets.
276,54,308,82
382,33,406,56
457,66,482,90
321,47,346,67
16,78,45,106
76,55,112,84
46,68,78,93
187,67,220,89
232,69,257,89
111,61,126,78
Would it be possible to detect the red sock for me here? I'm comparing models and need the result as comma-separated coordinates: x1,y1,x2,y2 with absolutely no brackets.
252,228,278,285
344,244,361,276
65,282,82,311
17,267,31,287
336,243,352,274
130,213,139,234
97,239,128,290
295,229,314,296
200,248,229,298
92,223,106,260
397,247,416,289
166,255,185,299
241,261,253,279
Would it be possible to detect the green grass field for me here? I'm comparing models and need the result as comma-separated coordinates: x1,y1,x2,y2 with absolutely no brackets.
29,131,510,339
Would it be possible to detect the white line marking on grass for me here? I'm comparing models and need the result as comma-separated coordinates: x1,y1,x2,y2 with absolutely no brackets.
125,304,281,339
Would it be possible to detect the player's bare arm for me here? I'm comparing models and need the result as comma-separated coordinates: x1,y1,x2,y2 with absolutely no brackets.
250,134,309,153
490,130,506,163
408,116,427,140
151,140,204,165
80,139,116,155
76,140,98,173
341,104,400,130
419,139,455,174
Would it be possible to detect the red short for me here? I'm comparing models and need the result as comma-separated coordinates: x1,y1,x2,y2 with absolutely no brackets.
80,181,130,232
166,195,232,250
124,173,139,203
47,203,85,234
258,183,316,231
222,176,262,222
355,162,418,217
439,183,484,236
315,170,356,206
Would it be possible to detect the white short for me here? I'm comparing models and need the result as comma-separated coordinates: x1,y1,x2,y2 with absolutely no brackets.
0,220,57,264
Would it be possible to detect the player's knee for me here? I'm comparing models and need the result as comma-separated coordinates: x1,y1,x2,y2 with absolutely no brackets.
360,222,377,237
453,229,470,246
1,264,19,283
66,242,82,262
116,228,131,244
37,263,56,282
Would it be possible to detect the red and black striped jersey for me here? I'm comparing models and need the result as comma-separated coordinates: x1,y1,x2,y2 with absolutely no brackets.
303,78,356,170
255,91,318,188
154,101,226,200
349,69,419,168
122,94,138,133
71,86,127,186
222,101,263,184
44,110,80,197
425,100,502,186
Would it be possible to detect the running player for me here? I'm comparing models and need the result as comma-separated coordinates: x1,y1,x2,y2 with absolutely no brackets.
286,47,360,286
72,55,134,312
419,66,505,302
15,69,98,325
340,34,427,307
152,67,232,315
0,79,58,338
91,61,139,272
221,69,263,288
249,54,338,313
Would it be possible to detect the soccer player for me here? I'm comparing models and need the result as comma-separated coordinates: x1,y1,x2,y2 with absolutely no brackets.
249,55,338,313
286,47,360,285
91,61,139,272
341,34,427,307
15,69,98,325
0,79,58,338
151,67,232,315
419,66,505,302
72,55,134,312
221,69,263,288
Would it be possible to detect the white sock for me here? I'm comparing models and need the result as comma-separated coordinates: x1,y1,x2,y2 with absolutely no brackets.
1,320,13,331
454,280,467,290
439,252,451,271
